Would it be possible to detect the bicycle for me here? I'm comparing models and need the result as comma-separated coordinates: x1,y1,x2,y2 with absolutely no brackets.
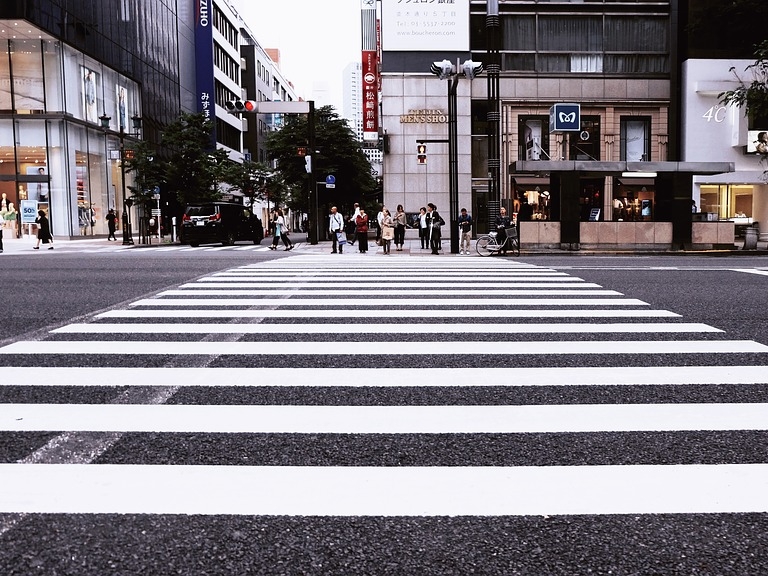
475,226,520,257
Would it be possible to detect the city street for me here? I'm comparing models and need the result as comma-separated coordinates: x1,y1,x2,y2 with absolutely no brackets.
0,248,767,575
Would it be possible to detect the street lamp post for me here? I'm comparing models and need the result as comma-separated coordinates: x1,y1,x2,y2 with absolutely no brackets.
430,59,483,254
100,114,141,245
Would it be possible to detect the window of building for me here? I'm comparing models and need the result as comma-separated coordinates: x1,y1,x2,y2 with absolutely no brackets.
613,180,656,222
620,117,651,161
570,116,600,161
519,116,550,161
700,184,754,220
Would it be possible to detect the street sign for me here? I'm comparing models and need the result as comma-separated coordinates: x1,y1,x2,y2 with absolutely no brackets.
549,103,581,132
325,175,336,189
20,200,37,224
151,209,162,216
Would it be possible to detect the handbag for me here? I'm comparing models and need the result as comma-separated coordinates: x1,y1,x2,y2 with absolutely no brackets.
336,231,347,245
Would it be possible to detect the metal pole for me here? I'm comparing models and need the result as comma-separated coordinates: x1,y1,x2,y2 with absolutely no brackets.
486,0,501,212
448,69,459,254
119,133,134,245
308,100,318,245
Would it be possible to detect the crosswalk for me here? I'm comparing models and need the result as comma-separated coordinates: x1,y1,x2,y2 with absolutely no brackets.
1,256,768,566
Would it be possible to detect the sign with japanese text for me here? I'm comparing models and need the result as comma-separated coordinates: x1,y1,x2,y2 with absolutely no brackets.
362,50,380,141
381,0,469,52
195,0,216,145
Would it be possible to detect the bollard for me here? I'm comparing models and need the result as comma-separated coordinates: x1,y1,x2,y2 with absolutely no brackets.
743,226,758,250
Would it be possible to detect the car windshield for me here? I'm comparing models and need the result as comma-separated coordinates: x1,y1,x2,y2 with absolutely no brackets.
186,205,216,217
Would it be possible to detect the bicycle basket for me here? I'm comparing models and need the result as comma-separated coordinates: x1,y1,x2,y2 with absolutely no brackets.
504,227,517,238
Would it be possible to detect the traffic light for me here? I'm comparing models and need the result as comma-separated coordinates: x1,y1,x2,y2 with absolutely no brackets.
417,143,427,165
224,99,257,113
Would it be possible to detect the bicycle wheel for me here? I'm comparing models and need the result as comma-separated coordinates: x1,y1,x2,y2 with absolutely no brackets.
475,235,494,256
512,236,520,256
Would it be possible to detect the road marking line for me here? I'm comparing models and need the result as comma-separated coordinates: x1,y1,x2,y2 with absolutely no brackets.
52,322,721,335
179,282,603,289
133,297,640,307
156,289,623,297
98,309,676,319
2,463,768,515
2,340,765,356
2,403,766,433
2,365,766,387
732,268,768,277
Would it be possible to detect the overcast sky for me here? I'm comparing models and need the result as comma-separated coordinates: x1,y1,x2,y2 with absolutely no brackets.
231,0,362,112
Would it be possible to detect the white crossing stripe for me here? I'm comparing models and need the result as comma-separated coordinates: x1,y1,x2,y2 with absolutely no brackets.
732,268,768,277
2,463,768,515
98,309,678,319
2,340,766,356
2,402,766,433
3,365,766,387
180,282,603,289
132,298,645,307
157,289,623,296
52,322,722,335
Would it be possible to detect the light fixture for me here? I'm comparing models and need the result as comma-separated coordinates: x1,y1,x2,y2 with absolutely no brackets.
621,171,657,178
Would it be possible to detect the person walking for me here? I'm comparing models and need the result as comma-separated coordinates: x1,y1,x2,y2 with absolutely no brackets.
426,203,445,255
393,204,407,251
106,208,118,241
347,203,360,245
329,206,345,254
269,208,293,251
458,207,473,255
355,207,369,253
380,208,394,254
418,207,429,250
34,209,53,250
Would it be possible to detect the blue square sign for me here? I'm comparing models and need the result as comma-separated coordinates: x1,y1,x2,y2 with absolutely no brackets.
550,103,581,132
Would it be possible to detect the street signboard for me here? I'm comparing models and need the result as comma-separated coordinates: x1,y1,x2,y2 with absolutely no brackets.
549,103,581,132
325,175,336,189
20,200,37,224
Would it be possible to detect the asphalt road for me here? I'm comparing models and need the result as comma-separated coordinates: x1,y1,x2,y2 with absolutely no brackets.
0,248,767,575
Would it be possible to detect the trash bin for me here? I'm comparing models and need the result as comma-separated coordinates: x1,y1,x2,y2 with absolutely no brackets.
743,226,758,250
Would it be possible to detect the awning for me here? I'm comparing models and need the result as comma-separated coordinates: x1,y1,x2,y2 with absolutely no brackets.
510,161,735,176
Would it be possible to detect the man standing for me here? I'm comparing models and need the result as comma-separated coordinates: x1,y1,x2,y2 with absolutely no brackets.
426,203,445,255
329,206,345,254
458,208,472,255
495,207,513,255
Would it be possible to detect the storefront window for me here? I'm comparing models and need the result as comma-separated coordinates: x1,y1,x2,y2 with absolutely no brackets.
620,117,651,161
10,39,44,113
0,40,11,112
700,184,753,220
571,116,600,161
613,180,656,221
43,40,64,113
519,116,550,161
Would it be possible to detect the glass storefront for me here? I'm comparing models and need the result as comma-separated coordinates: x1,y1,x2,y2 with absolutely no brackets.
0,34,140,239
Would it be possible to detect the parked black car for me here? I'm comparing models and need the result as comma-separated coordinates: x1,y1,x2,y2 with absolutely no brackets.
181,202,263,247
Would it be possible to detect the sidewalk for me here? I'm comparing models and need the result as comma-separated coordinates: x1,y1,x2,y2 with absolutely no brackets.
0,235,138,254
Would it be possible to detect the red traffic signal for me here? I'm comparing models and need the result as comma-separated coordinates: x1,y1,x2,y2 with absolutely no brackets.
417,143,427,164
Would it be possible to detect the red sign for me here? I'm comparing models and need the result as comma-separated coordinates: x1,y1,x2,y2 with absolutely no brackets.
362,50,379,141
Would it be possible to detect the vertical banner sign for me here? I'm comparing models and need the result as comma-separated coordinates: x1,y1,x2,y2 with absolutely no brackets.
361,0,379,142
195,0,216,146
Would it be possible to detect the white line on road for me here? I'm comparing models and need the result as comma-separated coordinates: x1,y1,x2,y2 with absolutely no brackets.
2,402,765,433
2,340,765,356
732,268,768,277
2,463,768,515
179,282,603,289
52,322,722,335
2,365,766,387
156,289,624,297
97,308,676,319
130,298,645,307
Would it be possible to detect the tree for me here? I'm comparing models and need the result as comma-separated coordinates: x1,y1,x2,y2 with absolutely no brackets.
266,105,376,215
221,159,291,211
160,112,228,205
124,140,163,211
719,40,768,175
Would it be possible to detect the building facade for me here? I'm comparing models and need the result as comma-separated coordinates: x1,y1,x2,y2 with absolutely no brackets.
0,0,182,240
379,0,750,249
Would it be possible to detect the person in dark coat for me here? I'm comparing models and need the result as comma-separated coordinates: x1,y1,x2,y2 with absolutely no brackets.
106,208,118,241
426,203,445,255
34,210,53,250
355,208,369,253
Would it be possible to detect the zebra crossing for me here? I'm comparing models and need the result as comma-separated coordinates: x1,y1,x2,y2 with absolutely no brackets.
1,255,768,569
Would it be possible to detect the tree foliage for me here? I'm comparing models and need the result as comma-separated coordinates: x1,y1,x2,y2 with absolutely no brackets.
159,112,229,205
719,40,768,126
266,105,377,214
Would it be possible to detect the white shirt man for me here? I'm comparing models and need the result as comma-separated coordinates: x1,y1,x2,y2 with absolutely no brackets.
329,206,345,254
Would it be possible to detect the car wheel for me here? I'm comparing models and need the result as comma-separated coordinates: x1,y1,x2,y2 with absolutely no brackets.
223,232,236,246
189,242,199,247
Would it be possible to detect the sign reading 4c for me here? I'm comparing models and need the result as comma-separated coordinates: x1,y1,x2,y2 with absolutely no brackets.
702,105,727,123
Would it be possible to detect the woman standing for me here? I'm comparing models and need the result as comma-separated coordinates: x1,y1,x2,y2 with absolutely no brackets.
380,208,394,254
393,204,407,251
270,208,293,251
418,207,428,250
355,208,369,253
34,210,53,250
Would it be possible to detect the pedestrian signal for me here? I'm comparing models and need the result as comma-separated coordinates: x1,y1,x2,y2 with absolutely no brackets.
417,143,427,165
